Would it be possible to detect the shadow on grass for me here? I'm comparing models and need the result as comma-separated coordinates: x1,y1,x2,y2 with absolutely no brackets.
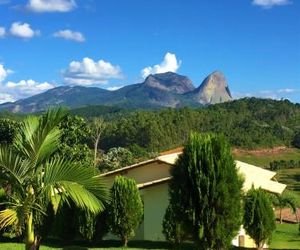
62,247,89,250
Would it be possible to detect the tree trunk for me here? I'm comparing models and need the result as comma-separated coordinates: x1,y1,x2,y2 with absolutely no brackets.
257,241,264,250
295,209,299,223
25,213,34,250
280,208,283,224
25,213,41,250
122,236,128,247
94,135,100,168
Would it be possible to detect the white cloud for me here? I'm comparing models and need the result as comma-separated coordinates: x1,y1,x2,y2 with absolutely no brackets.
4,79,55,99
277,88,297,93
252,0,291,8
0,93,15,104
10,22,39,39
53,29,85,42
27,0,76,12
62,57,123,85
0,64,13,83
107,86,124,91
141,52,181,78
0,27,6,38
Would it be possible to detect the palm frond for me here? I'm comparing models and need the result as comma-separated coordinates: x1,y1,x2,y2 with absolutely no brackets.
42,157,109,214
14,116,39,159
0,147,30,188
0,208,19,230
13,108,68,168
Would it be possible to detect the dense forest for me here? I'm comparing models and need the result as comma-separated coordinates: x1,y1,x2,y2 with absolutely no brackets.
1,97,300,172
97,97,300,151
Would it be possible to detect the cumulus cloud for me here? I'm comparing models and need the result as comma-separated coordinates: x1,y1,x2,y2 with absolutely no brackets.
252,0,291,8
53,29,85,42
0,63,53,102
0,27,5,38
0,93,15,104
141,52,181,78
26,0,76,12
10,22,39,39
62,57,123,85
5,79,55,99
0,64,13,83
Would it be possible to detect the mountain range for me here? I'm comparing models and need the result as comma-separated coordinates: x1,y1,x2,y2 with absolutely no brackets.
0,71,233,113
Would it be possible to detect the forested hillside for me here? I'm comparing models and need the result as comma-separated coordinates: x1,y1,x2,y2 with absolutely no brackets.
1,97,300,154
98,98,300,151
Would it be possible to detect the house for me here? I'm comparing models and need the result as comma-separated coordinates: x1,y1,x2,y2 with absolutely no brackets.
101,151,286,248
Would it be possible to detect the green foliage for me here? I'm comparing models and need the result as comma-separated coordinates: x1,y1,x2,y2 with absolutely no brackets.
71,105,125,118
292,131,300,148
162,203,186,245
0,119,18,145
244,187,276,249
58,115,93,167
169,132,243,249
0,108,109,249
100,98,300,151
99,147,134,172
270,159,300,171
108,176,143,246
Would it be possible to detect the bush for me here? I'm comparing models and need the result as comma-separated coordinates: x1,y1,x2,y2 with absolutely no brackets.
244,187,276,249
108,176,143,246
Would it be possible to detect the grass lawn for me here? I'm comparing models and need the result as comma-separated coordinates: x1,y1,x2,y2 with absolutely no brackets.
1,225,300,250
0,243,163,250
270,223,300,249
233,147,300,168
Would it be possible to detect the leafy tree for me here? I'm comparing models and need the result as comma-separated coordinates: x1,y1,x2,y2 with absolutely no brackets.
58,115,93,167
99,147,134,172
108,176,143,246
271,191,299,224
0,109,109,250
168,132,244,249
244,187,276,250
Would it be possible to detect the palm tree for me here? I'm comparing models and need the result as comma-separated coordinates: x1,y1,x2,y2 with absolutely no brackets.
272,191,299,224
0,108,109,250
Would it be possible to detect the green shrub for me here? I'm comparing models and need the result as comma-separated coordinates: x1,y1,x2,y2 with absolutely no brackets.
108,176,143,246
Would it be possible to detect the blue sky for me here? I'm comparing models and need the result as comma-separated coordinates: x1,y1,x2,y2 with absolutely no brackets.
0,0,299,103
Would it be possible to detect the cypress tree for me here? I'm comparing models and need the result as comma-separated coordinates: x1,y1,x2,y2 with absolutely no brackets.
108,176,143,247
244,187,276,250
168,132,244,249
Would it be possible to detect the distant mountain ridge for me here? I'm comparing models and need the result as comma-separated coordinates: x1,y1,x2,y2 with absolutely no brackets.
0,71,233,113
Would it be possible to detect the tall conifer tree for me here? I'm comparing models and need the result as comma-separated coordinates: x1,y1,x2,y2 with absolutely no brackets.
244,187,276,250
168,132,244,249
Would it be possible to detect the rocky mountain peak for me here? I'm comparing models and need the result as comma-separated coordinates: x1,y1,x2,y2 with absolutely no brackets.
190,71,232,104
144,72,195,94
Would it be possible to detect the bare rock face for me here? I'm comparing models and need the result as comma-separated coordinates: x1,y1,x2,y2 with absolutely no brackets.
144,72,195,94
190,71,232,104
